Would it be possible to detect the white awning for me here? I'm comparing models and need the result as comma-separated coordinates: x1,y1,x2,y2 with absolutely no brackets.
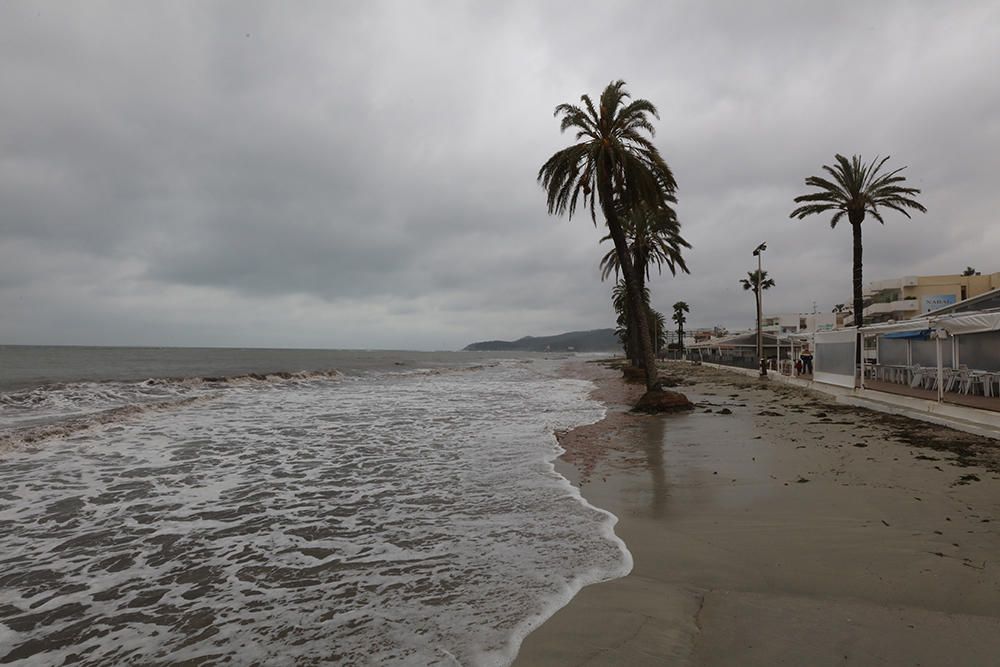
859,318,931,335
859,311,1000,337
935,312,1000,335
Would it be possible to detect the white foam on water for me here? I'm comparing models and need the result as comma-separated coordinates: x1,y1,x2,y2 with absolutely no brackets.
0,370,343,451
0,359,630,665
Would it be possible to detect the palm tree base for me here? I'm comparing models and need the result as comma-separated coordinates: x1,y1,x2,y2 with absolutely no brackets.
632,388,695,414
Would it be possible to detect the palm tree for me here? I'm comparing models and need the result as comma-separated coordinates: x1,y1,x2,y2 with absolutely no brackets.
599,202,690,284
611,279,664,360
651,308,667,355
740,270,775,350
671,301,690,355
599,202,690,366
790,155,926,341
539,80,678,392
962,266,979,276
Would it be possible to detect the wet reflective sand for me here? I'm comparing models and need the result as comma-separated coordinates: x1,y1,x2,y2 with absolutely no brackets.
517,361,1000,666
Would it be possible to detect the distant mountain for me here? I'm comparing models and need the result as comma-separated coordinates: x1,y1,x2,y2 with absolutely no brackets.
463,328,621,352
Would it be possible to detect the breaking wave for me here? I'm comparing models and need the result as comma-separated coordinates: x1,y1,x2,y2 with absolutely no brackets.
0,359,630,665
0,369,342,452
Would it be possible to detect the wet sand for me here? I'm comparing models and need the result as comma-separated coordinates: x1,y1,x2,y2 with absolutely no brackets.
516,360,1000,666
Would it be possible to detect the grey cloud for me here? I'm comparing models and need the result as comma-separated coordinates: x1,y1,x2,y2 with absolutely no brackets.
2,1,998,348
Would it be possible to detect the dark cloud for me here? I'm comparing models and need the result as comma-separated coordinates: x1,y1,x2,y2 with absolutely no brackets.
2,1,998,348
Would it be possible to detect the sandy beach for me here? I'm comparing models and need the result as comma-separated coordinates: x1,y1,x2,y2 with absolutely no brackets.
516,360,1000,666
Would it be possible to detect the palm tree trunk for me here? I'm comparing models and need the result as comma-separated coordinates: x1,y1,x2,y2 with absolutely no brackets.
628,323,641,366
597,175,657,392
629,272,647,368
851,220,864,365
754,290,761,368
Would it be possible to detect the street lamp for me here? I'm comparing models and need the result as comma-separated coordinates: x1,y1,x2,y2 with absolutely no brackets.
753,242,767,376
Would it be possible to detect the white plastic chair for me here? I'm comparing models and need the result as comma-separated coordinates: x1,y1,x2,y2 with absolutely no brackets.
946,369,965,393
923,371,938,391
962,371,986,396
982,372,997,398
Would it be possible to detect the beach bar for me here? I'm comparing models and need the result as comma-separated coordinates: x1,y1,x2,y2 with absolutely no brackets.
854,310,1000,411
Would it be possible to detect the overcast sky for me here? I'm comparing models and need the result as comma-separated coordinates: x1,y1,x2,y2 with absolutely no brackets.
2,1,998,350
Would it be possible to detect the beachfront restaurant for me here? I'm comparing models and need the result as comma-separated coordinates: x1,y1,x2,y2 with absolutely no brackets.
817,310,1000,412
691,303,1000,413
689,332,791,370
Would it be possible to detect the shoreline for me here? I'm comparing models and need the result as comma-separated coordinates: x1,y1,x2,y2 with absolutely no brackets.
515,359,1000,665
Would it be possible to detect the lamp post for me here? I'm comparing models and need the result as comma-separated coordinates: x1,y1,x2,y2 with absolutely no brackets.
753,242,767,376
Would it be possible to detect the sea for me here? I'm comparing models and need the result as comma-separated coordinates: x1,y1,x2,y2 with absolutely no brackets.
0,346,631,666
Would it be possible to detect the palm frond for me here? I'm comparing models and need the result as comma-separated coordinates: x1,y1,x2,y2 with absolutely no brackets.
598,200,690,281
741,270,774,291
791,154,926,226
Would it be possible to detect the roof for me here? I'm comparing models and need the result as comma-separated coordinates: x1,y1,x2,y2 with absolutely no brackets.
860,310,1000,336
689,332,784,349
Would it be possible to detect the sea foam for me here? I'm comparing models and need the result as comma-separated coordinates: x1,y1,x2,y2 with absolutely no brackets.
0,359,629,665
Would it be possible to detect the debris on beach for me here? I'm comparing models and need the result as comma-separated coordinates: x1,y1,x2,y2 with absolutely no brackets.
954,474,981,486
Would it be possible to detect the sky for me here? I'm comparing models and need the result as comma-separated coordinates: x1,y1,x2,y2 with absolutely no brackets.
2,0,998,350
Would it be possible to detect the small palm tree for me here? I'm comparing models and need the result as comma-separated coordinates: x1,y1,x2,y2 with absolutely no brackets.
671,301,690,355
539,80,678,392
790,155,926,335
599,202,690,366
611,279,664,359
740,270,775,342
599,202,690,285
962,266,979,276
652,308,667,354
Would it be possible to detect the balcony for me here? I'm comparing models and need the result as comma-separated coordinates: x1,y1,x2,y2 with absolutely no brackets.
843,299,921,327
864,299,920,317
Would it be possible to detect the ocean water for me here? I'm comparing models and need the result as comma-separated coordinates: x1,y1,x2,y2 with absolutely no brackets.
0,347,631,665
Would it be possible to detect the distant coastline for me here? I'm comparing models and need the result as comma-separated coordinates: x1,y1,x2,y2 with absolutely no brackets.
463,328,621,353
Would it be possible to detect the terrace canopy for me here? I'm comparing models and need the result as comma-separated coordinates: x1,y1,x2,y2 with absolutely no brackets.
859,310,1000,401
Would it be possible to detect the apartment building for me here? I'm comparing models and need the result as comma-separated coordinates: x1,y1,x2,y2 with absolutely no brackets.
843,271,1000,325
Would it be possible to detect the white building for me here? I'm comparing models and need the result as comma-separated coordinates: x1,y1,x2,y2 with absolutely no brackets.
762,312,842,335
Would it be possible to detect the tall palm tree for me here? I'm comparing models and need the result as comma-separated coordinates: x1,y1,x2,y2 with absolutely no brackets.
740,270,775,346
671,301,690,355
539,80,678,392
599,202,690,366
790,155,926,340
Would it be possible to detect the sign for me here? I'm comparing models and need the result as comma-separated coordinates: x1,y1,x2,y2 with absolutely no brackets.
922,294,957,313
